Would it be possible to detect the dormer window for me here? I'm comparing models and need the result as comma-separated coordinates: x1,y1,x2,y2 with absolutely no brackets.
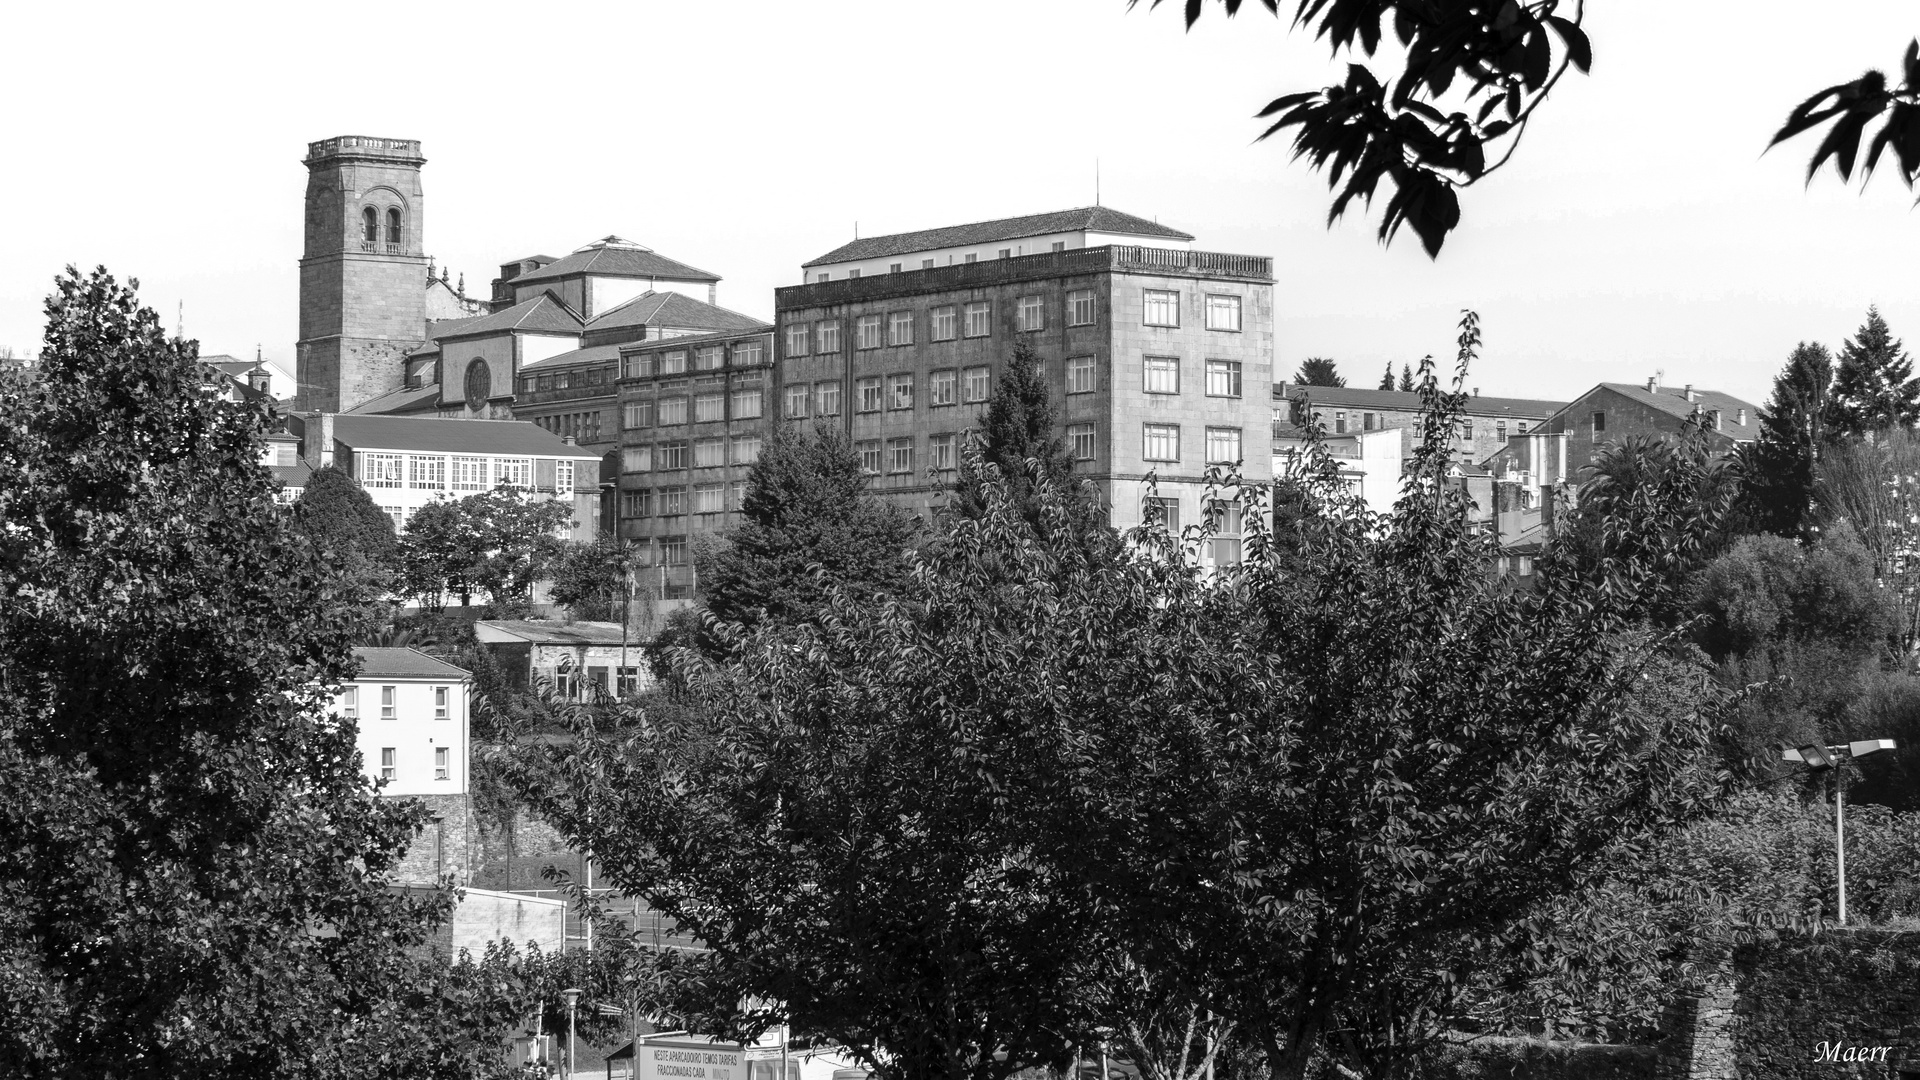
361,207,379,245
386,207,403,247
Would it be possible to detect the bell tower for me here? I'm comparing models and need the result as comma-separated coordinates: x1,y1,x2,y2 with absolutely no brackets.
295,136,429,412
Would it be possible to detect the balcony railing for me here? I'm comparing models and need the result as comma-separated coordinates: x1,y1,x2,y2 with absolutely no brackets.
779,244,1272,308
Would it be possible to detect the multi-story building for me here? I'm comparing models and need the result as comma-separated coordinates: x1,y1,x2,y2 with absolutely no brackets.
1531,378,1762,469
1274,383,1565,462
771,208,1274,548
335,647,474,884
612,328,776,600
289,412,602,542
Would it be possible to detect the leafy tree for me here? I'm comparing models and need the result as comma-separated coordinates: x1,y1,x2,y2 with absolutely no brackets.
1739,342,1831,537
0,266,522,1078
1399,363,1415,393
1823,306,1917,438
291,464,400,569
700,422,919,632
1772,39,1920,201
549,536,637,622
403,499,487,611
1291,356,1343,387
1815,426,1920,656
400,487,572,611
1377,362,1394,390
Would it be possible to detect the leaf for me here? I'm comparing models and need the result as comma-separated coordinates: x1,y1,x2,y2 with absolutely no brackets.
1548,16,1592,74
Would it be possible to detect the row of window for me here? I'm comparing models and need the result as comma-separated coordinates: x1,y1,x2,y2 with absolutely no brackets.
360,454,571,495
622,482,751,519
1326,411,1532,440
781,291,1242,357
622,434,764,473
1144,424,1244,465
622,340,766,380
519,366,613,395
820,242,1069,281
375,746,453,783
621,388,765,429
340,685,453,721
780,367,992,418
360,206,403,247
534,411,602,443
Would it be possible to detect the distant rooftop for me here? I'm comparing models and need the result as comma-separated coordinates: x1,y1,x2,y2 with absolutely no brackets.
352,646,470,680
803,206,1194,267
324,414,601,457
474,619,629,646
509,238,721,287
1275,383,1564,418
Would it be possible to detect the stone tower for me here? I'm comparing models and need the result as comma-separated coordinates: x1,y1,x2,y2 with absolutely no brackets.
295,136,429,413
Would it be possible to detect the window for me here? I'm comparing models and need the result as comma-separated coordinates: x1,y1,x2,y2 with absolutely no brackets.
1070,423,1096,461
929,368,957,407
1592,411,1606,433
888,311,914,346
617,666,643,696
658,487,688,516
889,373,914,411
408,455,445,490
922,258,935,270
623,445,652,473
733,339,765,367
963,366,991,403
694,484,725,513
621,489,651,517
730,387,763,419
659,350,687,375
887,437,914,474
929,433,956,471
1205,294,1242,331
1018,295,1045,331
694,393,725,423
890,262,902,273
995,248,1009,259
857,315,884,350
360,453,403,488
931,306,958,341
856,440,882,475
625,353,655,378
816,321,841,353
624,400,653,429
658,396,689,425
1144,356,1179,395
963,302,991,338
1209,503,1244,566
494,458,531,488
815,381,842,416
785,324,809,357
1068,289,1095,326
1518,421,1531,435
386,207,403,246
731,434,762,465
433,686,449,720
785,384,810,418
695,346,724,371
728,481,747,510
379,747,396,782
1205,359,1242,399
660,537,688,565
1143,290,1180,327
381,504,405,532
362,207,379,245
694,438,726,468
1334,411,1348,434
1364,412,1376,431
857,377,883,413
1067,355,1096,394
380,685,396,721
965,252,978,263
1143,424,1180,462
1459,420,1475,441
1496,420,1508,441
341,686,358,720
434,746,450,781
815,273,829,283
658,442,689,470
848,269,861,279
1052,240,1066,252
1146,496,1180,534
1206,427,1243,464
555,459,573,497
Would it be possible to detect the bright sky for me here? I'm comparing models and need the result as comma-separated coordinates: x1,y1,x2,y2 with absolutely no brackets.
4,1,1916,407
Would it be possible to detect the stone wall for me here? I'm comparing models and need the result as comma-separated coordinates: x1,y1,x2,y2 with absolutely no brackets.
390,791,476,885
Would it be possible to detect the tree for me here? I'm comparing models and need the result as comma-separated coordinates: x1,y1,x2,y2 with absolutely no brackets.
1823,306,1918,438
291,464,400,569
1399,362,1415,392
700,422,919,632
1772,39,1920,201
1815,426,1920,656
0,267,521,1078
400,487,572,611
1739,342,1832,537
402,498,487,611
1377,362,1395,390
953,339,1107,544
548,536,636,622
1292,357,1343,387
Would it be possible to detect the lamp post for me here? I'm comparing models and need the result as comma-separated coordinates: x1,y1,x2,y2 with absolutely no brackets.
562,987,583,1080
1783,738,1897,925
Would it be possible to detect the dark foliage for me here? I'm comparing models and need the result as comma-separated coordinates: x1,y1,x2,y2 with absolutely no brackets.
1772,39,1920,197
292,464,400,570
549,536,636,622
1738,342,1831,537
1291,356,1344,387
1377,362,1395,390
1822,306,1917,438
954,339,1109,547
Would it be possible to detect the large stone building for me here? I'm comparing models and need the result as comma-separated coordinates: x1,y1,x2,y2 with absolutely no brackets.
1274,383,1565,463
766,207,1275,545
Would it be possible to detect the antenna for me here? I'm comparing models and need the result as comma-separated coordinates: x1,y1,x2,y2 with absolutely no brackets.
1095,158,1101,206
854,221,859,240
176,301,183,339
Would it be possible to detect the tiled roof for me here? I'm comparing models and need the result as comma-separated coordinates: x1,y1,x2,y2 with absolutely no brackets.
474,619,628,645
519,343,626,372
200,354,256,378
352,646,471,680
1275,383,1564,417
427,315,484,339
1594,383,1764,431
327,414,602,457
510,239,720,286
803,206,1195,267
434,293,583,339
621,327,774,355
345,383,443,415
586,290,771,335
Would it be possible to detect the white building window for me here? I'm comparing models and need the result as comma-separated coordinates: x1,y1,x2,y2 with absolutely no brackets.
1205,294,1242,331
1144,290,1180,327
963,366,990,403
1144,424,1180,462
963,302,992,338
889,374,914,411
693,393,724,423
731,434,763,465
1206,427,1242,464
380,747,396,782
816,321,841,353
623,400,654,429
785,384,809,418
1068,289,1095,327
659,350,688,375
1017,295,1045,331
381,506,404,532
360,453,403,488
408,455,445,490
555,459,574,497
658,487,688,515
732,339,765,366
930,433,956,471
815,382,842,416
660,537,688,565
929,369,957,407
694,438,726,468
887,437,914,474
380,685,396,720
695,346,724,371
1144,356,1179,394
450,456,488,491
341,686,358,719
1206,360,1242,399
931,306,958,341
624,445,653,473
624,353,655,378
857,315,884,350
730,388,764,419
1069,424,1096,461
888,311,914,346
1210,503,1245,566
857,377,883,413
785,325,809,356
694,484,725,513
658,396,689,426
434,746,450,781
494,458,532,489
1067,355,1096,394
433,686,449,720
857,440,882,475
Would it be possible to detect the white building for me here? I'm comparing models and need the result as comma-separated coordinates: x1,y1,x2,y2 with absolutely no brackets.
1274,427,1404,518
290,412,603,541
799,205,1195,283
336,647,476,884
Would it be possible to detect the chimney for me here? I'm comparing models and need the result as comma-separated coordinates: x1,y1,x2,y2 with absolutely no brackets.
1737,408,1747,426
1645,376,1658,392
562,434,576,446
1683,384,1695,402
1473,387,1480,397
301,412,336,469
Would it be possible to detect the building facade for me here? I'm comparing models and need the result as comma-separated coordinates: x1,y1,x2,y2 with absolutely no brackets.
1274,383,1565,463
770,218,1274,547
1536,379,1762,470
336,647,473,884
473,619,649,699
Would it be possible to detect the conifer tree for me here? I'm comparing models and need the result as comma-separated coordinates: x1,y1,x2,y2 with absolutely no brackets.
1377,362,1395,390
1399,362,1415,392
291,465,400,572
1739,342,1832,537
1293,357,1344,387
953,339,1088,533
1823,306,1917,437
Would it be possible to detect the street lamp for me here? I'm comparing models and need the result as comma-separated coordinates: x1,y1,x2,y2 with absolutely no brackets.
562,987,583,1080
1783,738,1897,925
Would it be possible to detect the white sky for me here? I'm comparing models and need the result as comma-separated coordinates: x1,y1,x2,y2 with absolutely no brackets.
3,0,1916,406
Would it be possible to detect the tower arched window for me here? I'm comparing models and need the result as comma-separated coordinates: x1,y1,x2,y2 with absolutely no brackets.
361,207,379,245
386,207,403,248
